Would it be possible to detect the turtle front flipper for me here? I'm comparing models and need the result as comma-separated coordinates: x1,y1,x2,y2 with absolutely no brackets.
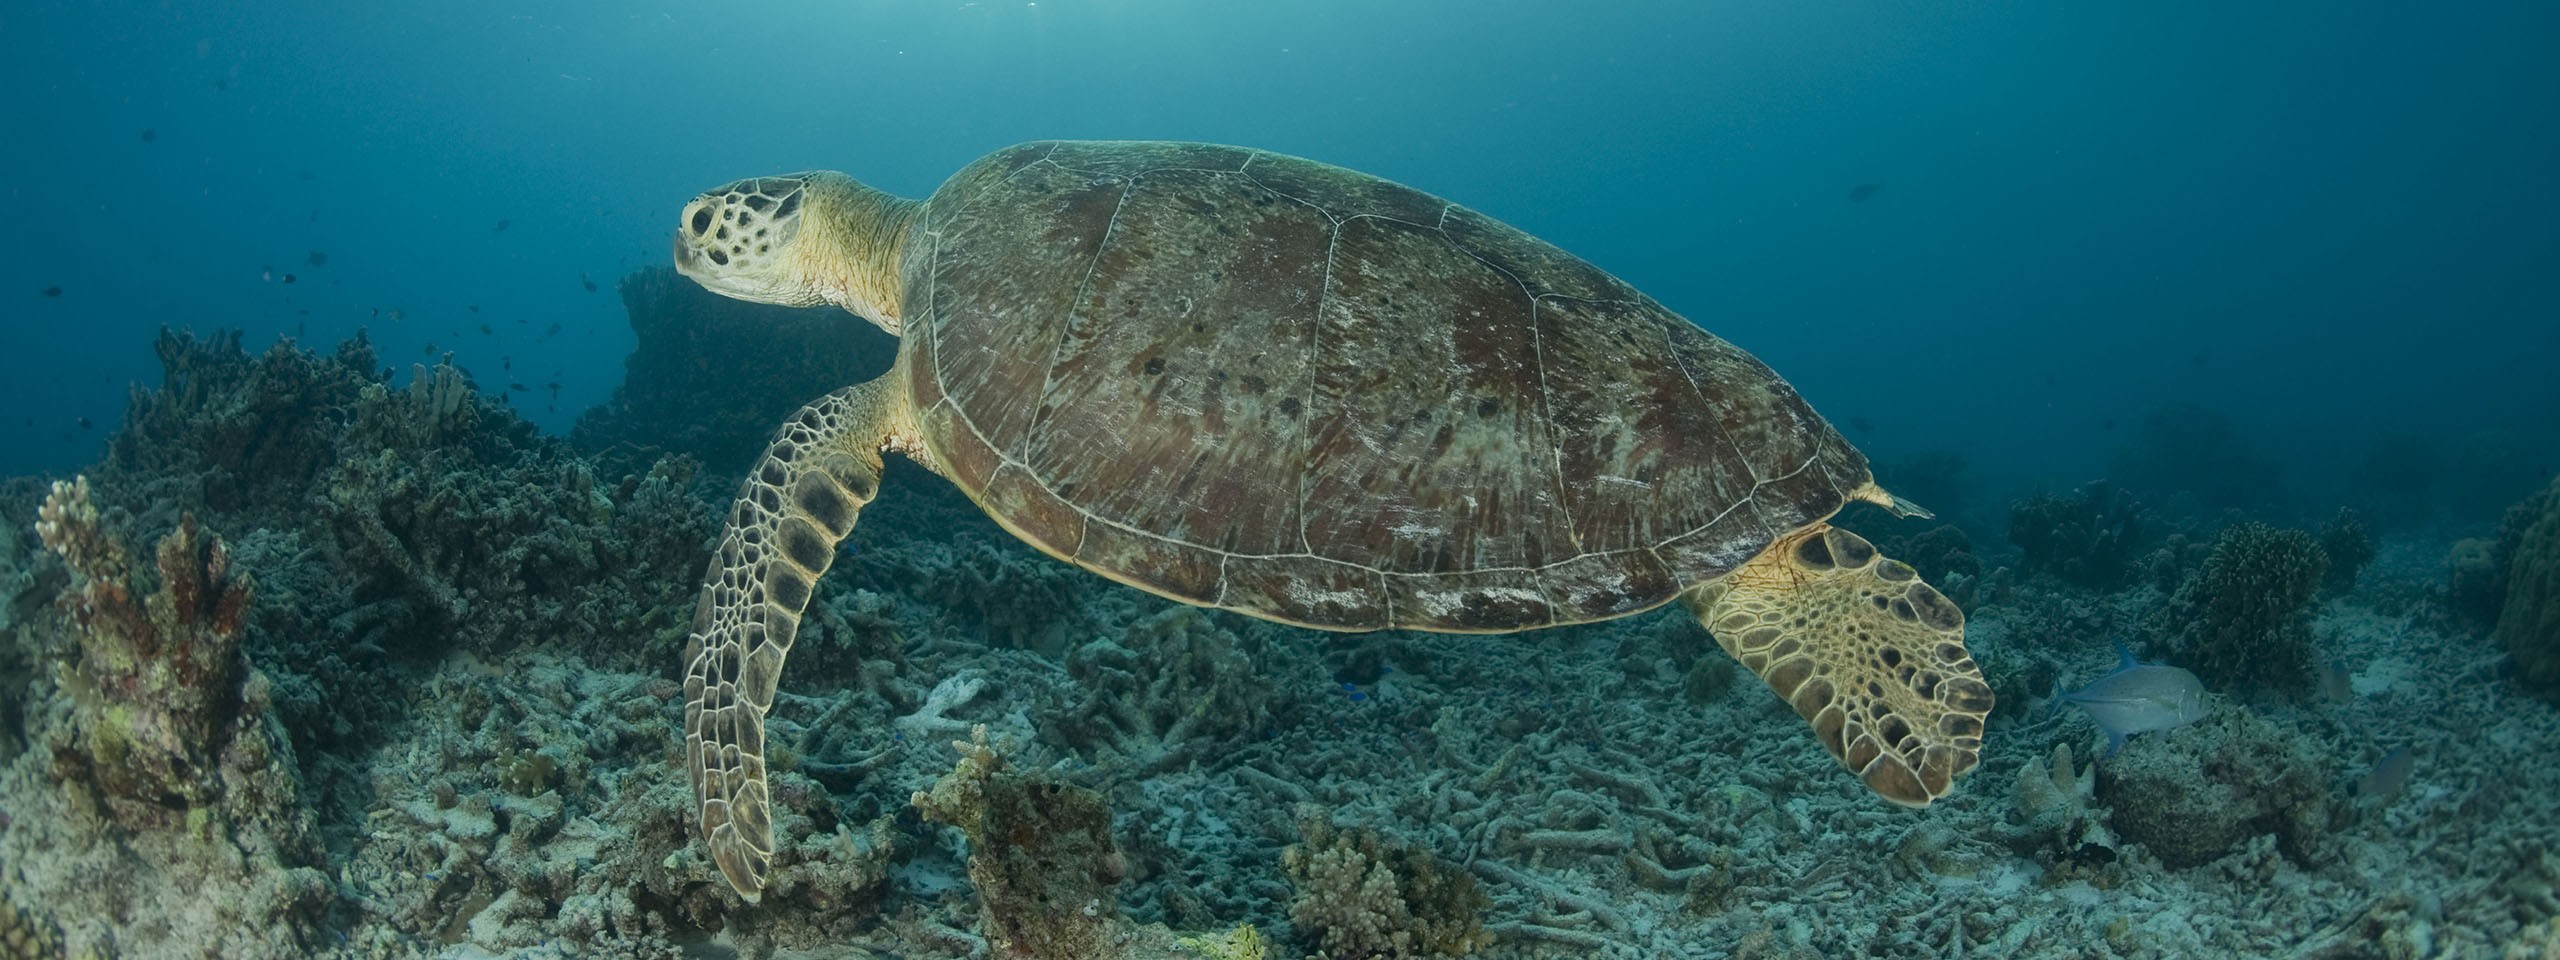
1684,525,1993,806
685,373,909,901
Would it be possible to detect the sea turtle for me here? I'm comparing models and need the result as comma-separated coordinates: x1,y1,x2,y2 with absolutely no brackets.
673,141,1993,900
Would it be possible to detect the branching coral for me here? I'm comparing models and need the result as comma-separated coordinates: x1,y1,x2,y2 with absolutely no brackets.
2164,522,2327,695
1282,807,1490,960
1037,607,1279,775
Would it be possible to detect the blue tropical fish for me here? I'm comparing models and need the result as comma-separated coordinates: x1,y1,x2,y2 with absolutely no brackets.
2059,644,2212,756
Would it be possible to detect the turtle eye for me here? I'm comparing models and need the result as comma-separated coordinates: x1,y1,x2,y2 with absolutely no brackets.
691,208,712,236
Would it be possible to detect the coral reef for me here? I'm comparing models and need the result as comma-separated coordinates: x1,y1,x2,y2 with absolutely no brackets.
2161,522,2327,695
571,266,892,476
2317,507,2375,596
1282,806,1490,960
2107,402,2281,515
912,726,1129,960
1037,607,1286,775
34,478,294,827
2009,481,2148,588
2497,476,2560,692
98,329,717,674
2094,708,2338,869
0,892,57,960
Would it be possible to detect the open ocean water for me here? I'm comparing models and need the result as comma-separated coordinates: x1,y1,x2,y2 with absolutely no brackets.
2,2,2556,957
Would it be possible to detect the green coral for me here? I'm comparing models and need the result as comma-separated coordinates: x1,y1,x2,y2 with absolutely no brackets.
1175,924,1270,960
1281,808,1490,960
2164,522,2327,695
2496,476,2560,692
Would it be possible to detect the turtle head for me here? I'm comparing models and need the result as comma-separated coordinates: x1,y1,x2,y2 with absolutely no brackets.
673,170,916,332
673,173,827,307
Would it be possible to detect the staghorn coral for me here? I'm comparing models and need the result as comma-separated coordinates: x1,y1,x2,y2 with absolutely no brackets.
2009,481,2149,588
2163,522,2327,696
1037,606,1281,775
35,477,263,816
1282,806,1490,960
2497,476,2560,693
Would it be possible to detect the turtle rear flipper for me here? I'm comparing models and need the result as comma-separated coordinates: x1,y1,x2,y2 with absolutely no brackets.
1685,526,1993,806
685,371,912,901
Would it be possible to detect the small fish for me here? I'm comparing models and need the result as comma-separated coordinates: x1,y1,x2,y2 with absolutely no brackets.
2058,644,2211,756
42,285,61,298
141,128,157,143
423,342,437,354
1847,416,1874,433
502,356,512,370
306,250,328,267
2358,746,2415,803
509,382,528,393
262,266,275,281
1849,182,1881,202
369,307,380,318
213,77,231,92
2099,418,2117,432
281,273,297,284
387,308,404,322
494,219,512,232
20,418,31,428
76,417,93,430
478,324,494,335
2318,660,2355,704
545,381,561,400
579,272,598,293
468,304,480,313
542,322,562,337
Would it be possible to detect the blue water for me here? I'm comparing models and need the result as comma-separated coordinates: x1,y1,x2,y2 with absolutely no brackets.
4,0,2555,502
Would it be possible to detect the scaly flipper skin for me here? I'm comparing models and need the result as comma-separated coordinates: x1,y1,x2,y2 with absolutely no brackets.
684,370,911,901
1685,525,1993,805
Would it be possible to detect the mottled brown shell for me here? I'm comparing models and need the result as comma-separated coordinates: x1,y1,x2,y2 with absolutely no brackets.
903,141,1871,632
